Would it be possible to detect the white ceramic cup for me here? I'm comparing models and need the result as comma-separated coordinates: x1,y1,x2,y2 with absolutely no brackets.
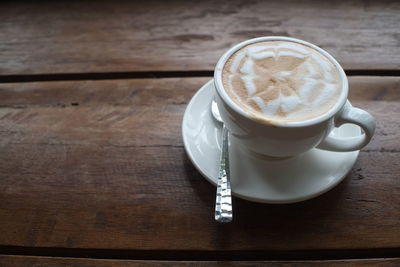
214,36,376,157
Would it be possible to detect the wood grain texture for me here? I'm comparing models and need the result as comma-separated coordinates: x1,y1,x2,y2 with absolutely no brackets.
1,0,400,75
1,256,400,267
0,77,399,151
0,77,399,252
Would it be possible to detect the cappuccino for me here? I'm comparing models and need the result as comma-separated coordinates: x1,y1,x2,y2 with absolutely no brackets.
222,41,342,123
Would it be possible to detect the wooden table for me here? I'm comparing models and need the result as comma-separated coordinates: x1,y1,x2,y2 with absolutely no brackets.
1,0,399,266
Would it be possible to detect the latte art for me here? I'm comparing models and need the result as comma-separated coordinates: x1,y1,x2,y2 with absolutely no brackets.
222,41,342,122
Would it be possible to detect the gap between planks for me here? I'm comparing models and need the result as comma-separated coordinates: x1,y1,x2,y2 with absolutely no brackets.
1,70,400,83
1,246,400,261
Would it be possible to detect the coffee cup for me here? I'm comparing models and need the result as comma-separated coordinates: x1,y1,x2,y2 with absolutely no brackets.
214,36,375,157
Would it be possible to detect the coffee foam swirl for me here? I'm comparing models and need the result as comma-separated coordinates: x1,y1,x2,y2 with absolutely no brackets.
222,41,341,122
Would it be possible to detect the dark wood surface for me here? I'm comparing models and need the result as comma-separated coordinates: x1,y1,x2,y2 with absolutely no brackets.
1,0,399,265
0,77,399,252
1,255,400,267
1,0,400,76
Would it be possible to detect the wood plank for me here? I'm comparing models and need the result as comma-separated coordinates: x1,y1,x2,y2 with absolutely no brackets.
0,77,399,151
1,255,400,267
1,0,400,75
0,77,399,251
1,77,400,106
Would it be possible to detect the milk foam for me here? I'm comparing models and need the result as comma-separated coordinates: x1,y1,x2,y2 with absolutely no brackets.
222,41,341,122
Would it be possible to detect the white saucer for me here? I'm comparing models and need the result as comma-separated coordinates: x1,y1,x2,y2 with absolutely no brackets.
182,80,360,204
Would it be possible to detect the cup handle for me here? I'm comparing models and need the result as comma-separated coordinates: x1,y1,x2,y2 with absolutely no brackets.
317,102,376,152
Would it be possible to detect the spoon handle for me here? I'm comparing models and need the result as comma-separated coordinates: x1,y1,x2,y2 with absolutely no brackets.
215,125,233,223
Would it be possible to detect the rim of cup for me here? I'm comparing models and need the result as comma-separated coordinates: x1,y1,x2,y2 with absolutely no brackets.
214,36,349,127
